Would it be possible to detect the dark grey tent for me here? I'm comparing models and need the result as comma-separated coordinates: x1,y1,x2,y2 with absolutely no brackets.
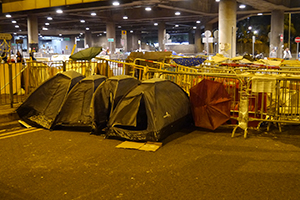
54,75,106,129
16,71,84,129
106,78,191,141
92,75,140,132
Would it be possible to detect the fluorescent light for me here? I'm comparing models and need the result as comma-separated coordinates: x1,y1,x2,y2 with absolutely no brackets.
154,23,158,26
15,25,19,28
257,13,263,15
112,1,119,6
104,31,106,34
59,34,62,36
56,9,63,14
91,12,97,16
130,30,133,33
145,7,152,11
196,20,201,24
175,12,181,16
6,14,11,18
123,16,128,20
216,0,220,2
248,26,252,30
14,33,17,35
80,33,83,35
239,4,246,9
45,23,50,25
86,27,90,30
80,20,85,23
42,27,48,30
12,20,17,23
175,25,179,27
193,26,197,29
47,17,53,20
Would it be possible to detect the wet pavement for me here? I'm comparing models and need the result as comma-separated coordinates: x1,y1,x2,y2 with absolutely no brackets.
0,124,300,200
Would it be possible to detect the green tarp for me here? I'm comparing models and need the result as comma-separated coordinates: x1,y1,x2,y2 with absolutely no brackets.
70,47,102,60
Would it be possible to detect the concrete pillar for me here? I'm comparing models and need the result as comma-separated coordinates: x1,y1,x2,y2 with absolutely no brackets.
121,30,127,52
127,32,132,52
205,23,214,54
270,10,284,58
27,15,39,52
188,30,194,44
71,36,76,54
84,30,92,48
219,0,236,58
195,28,203,53
125,31,141,52
106,21,116,54
134,31,141,51
126,31,134,52
158,22,166,51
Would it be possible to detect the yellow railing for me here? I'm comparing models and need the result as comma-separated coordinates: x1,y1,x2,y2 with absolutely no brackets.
3,58,300,138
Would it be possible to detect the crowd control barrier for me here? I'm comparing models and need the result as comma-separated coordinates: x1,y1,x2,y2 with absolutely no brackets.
2,58,300,138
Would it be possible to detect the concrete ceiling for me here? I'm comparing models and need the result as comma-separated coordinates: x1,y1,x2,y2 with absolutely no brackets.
0,0,299,37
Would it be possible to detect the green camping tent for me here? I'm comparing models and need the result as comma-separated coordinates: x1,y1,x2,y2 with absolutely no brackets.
106,78,191,141
92,75,140,133
16,71,84,129
54,74,106,129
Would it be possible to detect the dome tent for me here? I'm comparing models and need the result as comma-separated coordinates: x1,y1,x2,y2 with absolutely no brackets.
106,78,191,142
16,71,84,129
53,75,106,129
92,75,141,133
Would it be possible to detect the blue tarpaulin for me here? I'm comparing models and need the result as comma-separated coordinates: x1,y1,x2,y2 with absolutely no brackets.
173,57,206,66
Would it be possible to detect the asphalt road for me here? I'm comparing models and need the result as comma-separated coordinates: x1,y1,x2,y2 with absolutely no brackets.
1,125,300,200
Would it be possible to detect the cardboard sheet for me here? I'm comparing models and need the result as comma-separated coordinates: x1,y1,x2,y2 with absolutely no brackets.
116,141,163,152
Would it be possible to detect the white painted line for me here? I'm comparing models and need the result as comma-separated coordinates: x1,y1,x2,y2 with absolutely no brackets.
0,128,43,140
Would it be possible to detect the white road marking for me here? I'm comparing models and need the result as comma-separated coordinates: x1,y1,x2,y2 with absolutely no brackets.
0,128,43,140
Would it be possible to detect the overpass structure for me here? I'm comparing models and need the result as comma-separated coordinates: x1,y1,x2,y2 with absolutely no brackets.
0,0,299,57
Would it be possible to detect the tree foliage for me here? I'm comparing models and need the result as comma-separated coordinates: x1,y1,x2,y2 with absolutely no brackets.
237,14,300,45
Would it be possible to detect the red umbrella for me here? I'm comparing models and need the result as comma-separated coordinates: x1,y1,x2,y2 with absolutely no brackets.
190,79,231,130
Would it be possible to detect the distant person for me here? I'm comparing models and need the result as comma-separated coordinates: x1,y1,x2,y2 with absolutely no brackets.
283,48,292,60
16,51,23,63
269,48,277,58
1,49,7,63
30,52,36,61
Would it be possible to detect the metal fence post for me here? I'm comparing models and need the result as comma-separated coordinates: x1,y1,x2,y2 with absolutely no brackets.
63,61,66,71
106,60,109,77
8,63,13,108
25,62,30,95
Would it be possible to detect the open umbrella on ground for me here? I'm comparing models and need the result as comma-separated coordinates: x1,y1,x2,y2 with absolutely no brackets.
190,79,231,130
69,47,102,60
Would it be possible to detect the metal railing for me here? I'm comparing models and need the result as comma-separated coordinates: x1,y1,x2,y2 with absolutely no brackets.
3,58,300,138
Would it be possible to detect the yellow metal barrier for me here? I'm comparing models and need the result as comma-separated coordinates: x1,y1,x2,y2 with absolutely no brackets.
3,58,300,138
